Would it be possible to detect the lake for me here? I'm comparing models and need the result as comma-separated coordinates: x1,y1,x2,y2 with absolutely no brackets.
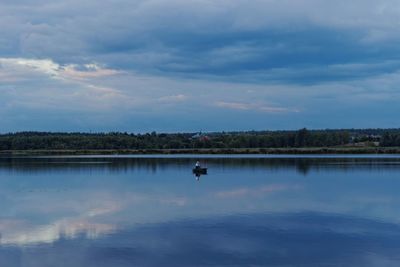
0,155,400,266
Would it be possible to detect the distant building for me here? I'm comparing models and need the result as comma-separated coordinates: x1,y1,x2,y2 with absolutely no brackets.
190,132,210,141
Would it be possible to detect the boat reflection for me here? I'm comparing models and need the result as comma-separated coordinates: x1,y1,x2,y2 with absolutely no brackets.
194,171,207,181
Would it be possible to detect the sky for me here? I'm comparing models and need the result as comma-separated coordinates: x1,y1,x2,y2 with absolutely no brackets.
0,0,400,132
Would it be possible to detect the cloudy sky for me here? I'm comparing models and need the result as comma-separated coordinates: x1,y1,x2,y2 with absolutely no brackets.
1,0,399,132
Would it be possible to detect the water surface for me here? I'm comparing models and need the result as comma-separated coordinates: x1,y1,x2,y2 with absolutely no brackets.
0,155,400,266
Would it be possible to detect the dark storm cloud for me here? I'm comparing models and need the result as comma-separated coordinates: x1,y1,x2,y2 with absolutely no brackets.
1,0,400,83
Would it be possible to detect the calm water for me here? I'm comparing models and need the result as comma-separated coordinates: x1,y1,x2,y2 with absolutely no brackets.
1,155,400,266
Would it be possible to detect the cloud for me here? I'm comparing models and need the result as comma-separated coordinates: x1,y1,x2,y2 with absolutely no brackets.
0,58,120,81
0,58,127,113
0,1,400,130
1,0,400,83
1,55,400,131
215,101,299,113
0,58,60,76
62,63,121,80
157,94,187,103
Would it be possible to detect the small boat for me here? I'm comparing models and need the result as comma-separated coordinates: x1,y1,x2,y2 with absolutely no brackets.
192,166,207,174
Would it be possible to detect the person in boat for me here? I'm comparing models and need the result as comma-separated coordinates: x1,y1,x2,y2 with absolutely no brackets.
195,161,201,169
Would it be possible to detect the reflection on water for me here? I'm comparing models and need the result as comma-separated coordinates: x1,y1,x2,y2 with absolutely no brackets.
2,156,400,174
0,155,400,266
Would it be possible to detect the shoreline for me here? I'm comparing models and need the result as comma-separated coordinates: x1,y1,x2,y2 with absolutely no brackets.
1,147,400,156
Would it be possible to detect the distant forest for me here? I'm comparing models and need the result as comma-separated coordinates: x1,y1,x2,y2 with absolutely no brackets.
0,128,400,150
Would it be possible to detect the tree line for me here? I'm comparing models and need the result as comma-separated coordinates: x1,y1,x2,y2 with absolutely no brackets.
0,128,399,150
0,128,370,150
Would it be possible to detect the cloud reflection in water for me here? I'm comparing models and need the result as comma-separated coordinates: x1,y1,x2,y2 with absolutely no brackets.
0,156,399,266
